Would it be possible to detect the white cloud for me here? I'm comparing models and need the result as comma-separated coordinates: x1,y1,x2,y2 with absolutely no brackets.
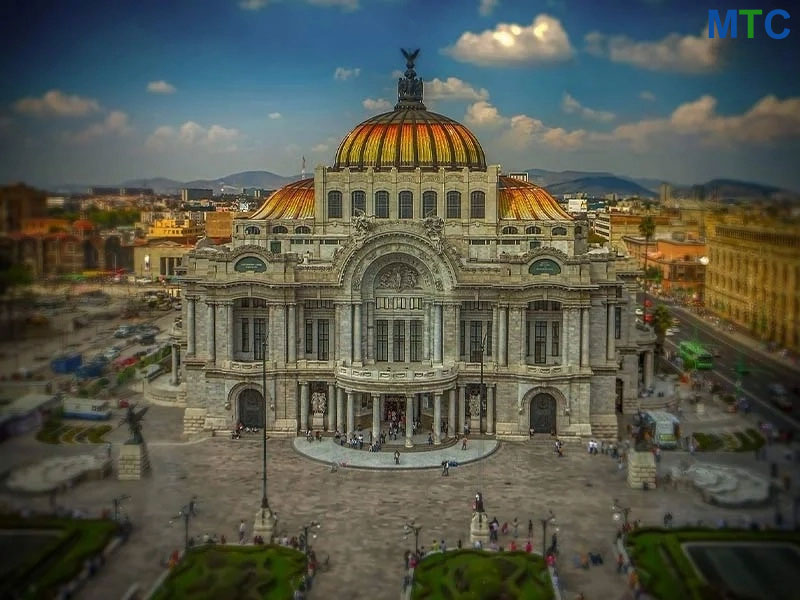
146,120,241,152
312,143,329,152
362,98,392,112
426,77,489,102
561,92,614,122
639,90,656,101
500,113,587,150
14,90,100,117
603,94,800,150
147,80,176,94
444,14,574,66
479,0,498,16
69,111,131,143
268,112,282,119
239,0,358,10
391,69,405,79
464,101,507,127
584,25,721,73
334,67,361,81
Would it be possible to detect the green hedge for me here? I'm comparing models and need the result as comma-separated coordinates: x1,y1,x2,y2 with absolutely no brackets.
116,365,136,385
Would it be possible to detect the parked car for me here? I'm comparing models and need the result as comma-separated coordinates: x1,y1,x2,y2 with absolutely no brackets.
104,346,122,361
114,325,134,338
634,308,643,316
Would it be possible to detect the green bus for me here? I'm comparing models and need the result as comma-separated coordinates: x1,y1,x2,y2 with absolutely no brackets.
678,340,713,370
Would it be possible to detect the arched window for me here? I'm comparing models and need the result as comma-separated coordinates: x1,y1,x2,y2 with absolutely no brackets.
446,191,461,219
327,191,342,219
470,191,485,219
552,226,567,236
294,226,311,234
398,191,413,219
272,225,288,234
502,226,518,235
526,226,541,234
375,191,389,218
244,226,261,235
422,191,437,217
351,190,366,215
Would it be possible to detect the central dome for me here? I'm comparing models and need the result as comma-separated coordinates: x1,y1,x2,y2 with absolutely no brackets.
333,50,486,171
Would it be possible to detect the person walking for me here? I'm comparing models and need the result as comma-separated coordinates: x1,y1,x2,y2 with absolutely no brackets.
512,518,519,539
528,519,534,539
461,437,468,451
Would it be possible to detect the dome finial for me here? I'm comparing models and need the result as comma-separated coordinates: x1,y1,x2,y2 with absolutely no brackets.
397,48,425,109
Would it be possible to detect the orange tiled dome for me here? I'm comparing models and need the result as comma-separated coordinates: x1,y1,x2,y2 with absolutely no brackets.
498,176,573,221
333,109,486,171
250,178,314,220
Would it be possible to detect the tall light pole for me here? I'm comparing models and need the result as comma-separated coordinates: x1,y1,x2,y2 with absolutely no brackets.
403,519,422,555
261,339,269,515
539,511,556,557
301,520,321,560
112,494,130,523
612,498,631,528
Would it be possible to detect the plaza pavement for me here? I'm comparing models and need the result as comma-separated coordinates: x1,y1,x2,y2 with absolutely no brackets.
1,403,798,600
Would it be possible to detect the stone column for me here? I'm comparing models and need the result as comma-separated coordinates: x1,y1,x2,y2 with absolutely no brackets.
433,304,443,363
372,393,380,439
297,303,305,357
170,344,179,385
433,393,442,445
346,391,355,435
581,307,590,368
458,384,466,434
562,308,570,366
486,385,495,435
423,301,431,361
366,301,375,362
498,306,507,366
336,387,345,432
207,302,216,364
606,302,615,361
353,303,362,363
327,383,336,432
339,304,352,364
287,304,297,363
644,350,655,390
405,394,414,447
300,382,310,432
448,388,456,438
492,306,499,364
187,297,196,356
226,303,234,361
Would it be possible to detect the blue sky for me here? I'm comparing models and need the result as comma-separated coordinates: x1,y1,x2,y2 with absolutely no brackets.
1,0,799,189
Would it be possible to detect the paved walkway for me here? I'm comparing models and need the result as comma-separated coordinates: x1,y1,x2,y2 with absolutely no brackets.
292,436,498,469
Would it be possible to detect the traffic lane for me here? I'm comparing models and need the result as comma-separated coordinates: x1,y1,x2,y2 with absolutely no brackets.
666,327,799,420
663,337,799,433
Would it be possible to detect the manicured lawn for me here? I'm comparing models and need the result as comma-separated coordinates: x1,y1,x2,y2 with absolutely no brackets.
626,528,800,600
692,429,764,453
411,550,553,600
0,515,117,599
152,545,308,600
35,421,112,444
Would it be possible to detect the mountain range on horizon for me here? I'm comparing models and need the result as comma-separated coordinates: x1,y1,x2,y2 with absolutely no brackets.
38,168,798,202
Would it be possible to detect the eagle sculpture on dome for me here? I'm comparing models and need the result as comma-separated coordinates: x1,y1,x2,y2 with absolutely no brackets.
401,48,420,70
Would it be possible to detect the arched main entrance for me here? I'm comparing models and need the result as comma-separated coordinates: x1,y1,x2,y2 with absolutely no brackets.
237,388,265,428
529,393,556,434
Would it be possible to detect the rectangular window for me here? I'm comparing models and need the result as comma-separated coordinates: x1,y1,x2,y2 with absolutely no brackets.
270,241,281,254
470,191,485,219
398,192,413,219
375,191,389,218
446,191,461,219
469,320,483,362
393,320,405,361
352,190,366,214
615,306,622,339
241,319,249,352
410,320,422,362
422,191,437,217
551,321,560,356
327,191,342,219
317,319,329,360
459,320,466,357
253,318,266,360
486,321,492,357
240,298,250,308
525,321,531,356
305,320,313,354
376,319,388,361
534,321,547,364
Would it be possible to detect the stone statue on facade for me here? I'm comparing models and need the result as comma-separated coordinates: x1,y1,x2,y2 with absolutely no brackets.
352,208,371,236
311,392,327,415
468,392,480,417
379,265,418,291
423,215,445,253
397,48,425,107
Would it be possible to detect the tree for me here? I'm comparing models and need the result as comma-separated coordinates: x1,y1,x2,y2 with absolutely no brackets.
638,216,656,320
650,305,672,355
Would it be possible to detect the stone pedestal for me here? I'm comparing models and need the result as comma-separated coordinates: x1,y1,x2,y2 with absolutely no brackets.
117,442,151,480
252,506,278,543
627,450,656,489
695,402,705,415
469,511,490,547
312,414,325,429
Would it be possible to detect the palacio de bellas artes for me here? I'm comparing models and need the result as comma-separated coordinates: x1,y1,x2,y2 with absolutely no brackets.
177,52,656,444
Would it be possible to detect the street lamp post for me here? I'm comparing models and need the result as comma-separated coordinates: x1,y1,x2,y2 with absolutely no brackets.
539,511,556,557
404,520,422,555
112,494,130,523
173,500,195,551
612,498,631,529
301,520,321,560
261,340,268,513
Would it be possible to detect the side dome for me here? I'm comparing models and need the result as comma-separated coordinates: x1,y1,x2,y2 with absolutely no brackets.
333,49,486,171
333,109,486,171
250,178,315,220
498,176,573,220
